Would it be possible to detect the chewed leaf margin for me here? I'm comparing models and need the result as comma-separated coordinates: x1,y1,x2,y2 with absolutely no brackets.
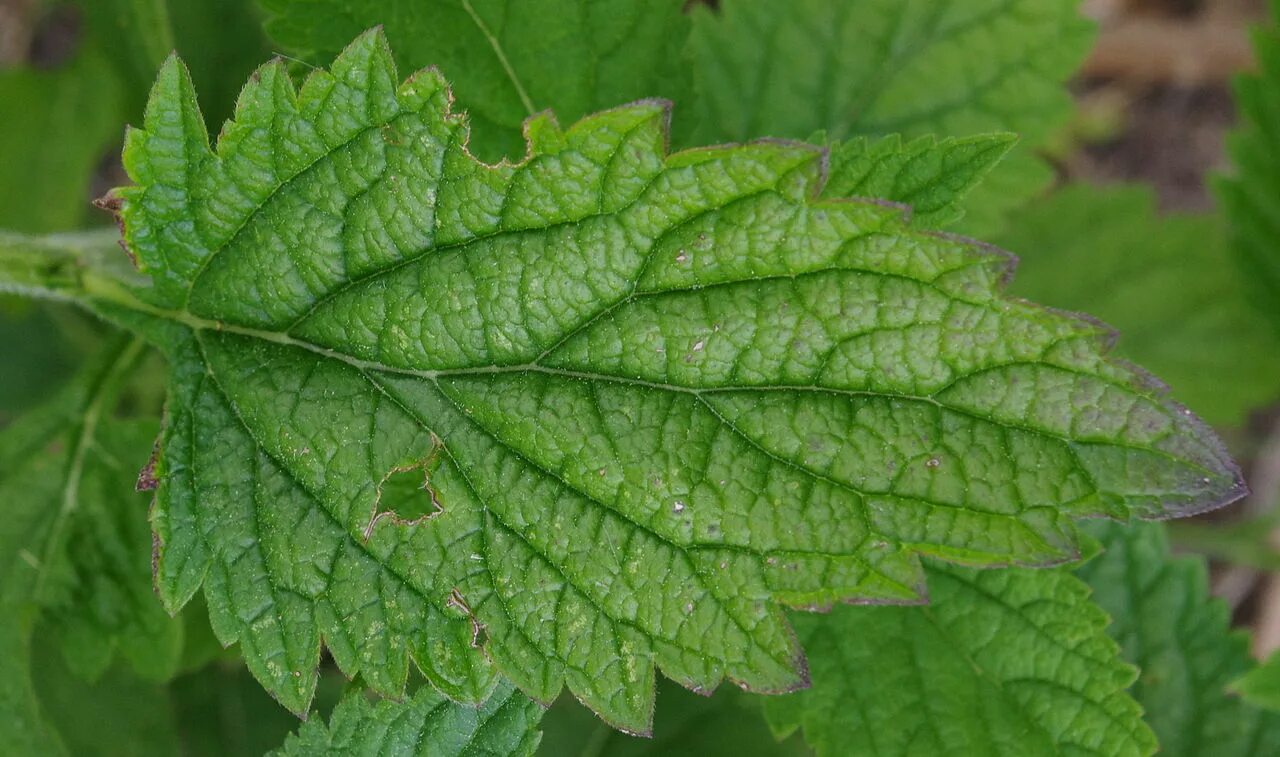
101,27,1247,735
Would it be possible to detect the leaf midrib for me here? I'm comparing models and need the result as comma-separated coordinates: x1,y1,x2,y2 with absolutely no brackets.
86,271,1221,489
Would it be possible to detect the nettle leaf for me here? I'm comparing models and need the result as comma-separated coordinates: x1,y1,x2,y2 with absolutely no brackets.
275,682,543,756
1077,522,1280,756
93,31,1242,733
1220,0,1280,335
0,337,179,754
997,185,1280,426
821,133,1016,228
762,564,1155,756
687,0,1094,233
258,0,691,161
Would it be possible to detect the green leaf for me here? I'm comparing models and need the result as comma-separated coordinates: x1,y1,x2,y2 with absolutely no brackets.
83,31,1241,733
0,336,178,753
1219,0,1280,335
0,48,125,232
761,563,1155,756
996,185,1280,426
1076,522,1280,756
258,0,692,161
274,681,543,756
821,133,1016,228
1233,651,1280,714
687,0,1094,233
539,681,810,756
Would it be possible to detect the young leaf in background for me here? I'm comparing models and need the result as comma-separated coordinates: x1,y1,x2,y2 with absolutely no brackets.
0,336,174,754
818,132,1016,228
538,682,810,757
1234,651,1280,715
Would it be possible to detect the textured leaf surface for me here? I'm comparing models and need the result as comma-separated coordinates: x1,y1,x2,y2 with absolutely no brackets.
821,133,1015,228
0,338,177,754
1077,522,1280,756
96,31,1242,733
762,563,1155,756
1220,0,1280,334
259,0,691,161
687,0,1093,233
538,681,809,756
275,681,543,756
998,185,1280,426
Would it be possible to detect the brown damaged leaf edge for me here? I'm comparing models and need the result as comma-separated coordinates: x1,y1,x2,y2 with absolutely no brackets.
93,28,1245,735
91,193,139,268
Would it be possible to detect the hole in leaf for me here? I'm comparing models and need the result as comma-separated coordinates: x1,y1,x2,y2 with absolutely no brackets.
378,467,440,521
363,447,445,539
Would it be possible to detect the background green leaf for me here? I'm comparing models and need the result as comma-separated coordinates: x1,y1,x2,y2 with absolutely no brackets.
762,563,1155,757
821,132,1016,228
1077,522,1280,756
1233,650,1280,714
0,337,177,753
997,184,1280,426
686,0,1094,234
